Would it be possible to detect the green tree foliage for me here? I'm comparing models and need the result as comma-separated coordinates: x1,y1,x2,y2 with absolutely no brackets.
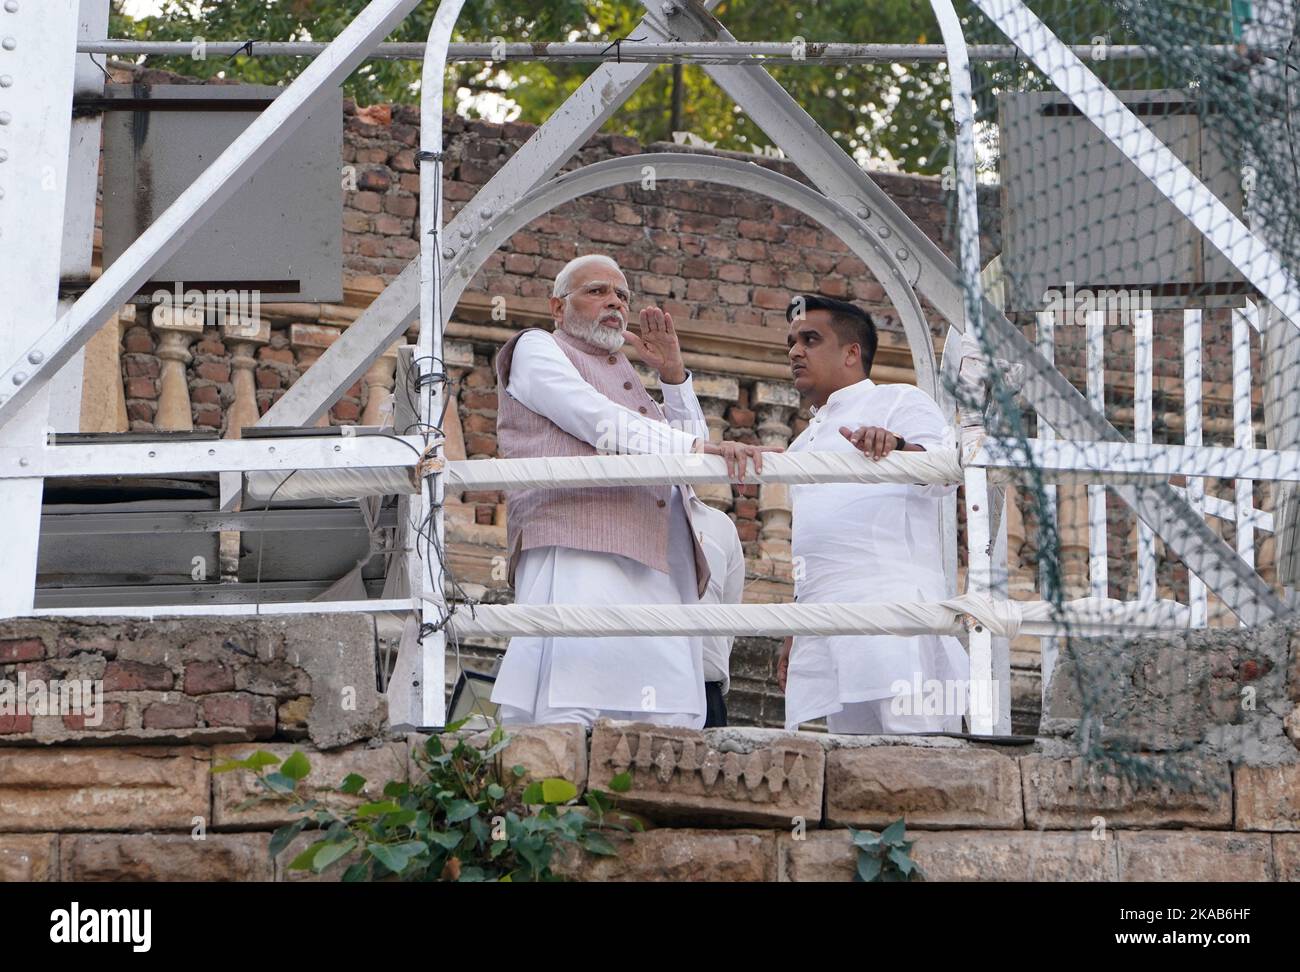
109,0,953,172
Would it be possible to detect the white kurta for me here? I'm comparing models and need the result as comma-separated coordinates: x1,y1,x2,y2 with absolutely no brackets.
784,377,968,732
490,330,710,726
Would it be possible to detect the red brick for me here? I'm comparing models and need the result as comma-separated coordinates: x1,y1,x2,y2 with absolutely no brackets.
391,149,417,172
641,275,673,296
734,499,759,519
143,699,201,730
0,639,45,663
258,347,294,365
754,288,790,311
735,240,767,261
504,253,539,275
195,338,227,356
464,432,497,456
351,191,383,213
63,702,126,732
373,214,405,236
289,323,341,349
0,713,33,734
183,660,235,695
460,390,498,411
125,377,157,399
256,368,282,390
717,264,747,284
718,284,750,305
384,194,417,218
124,356,160,378
736,519,760,542
201,693,276,734
331,401,361,422
728,407,756,428
357,168,390,192
103,660,175,692
475,505,496,525
195,361,230,383
194,409,221,429
737,219,782,242
122,327,155,353
191,385,220,405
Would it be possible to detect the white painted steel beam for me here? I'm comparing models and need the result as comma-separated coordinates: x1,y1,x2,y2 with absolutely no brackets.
972,0,1300,332
974,438,1300,486
258,0,724,429
0,434,426,478
0,0,423,426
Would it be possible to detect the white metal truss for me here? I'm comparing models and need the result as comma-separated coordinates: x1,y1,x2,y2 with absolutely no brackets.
3,0,1296,733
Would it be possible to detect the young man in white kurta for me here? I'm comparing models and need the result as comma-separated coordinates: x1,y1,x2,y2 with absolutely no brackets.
491,255,772,729
780,296,967,734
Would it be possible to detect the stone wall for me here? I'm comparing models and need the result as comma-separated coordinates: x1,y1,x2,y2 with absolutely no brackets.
1,614,1298,882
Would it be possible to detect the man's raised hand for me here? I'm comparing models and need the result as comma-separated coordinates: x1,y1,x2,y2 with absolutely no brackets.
624,306,686,384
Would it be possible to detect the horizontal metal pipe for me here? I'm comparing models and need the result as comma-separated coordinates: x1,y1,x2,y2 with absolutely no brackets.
82,39,1263,64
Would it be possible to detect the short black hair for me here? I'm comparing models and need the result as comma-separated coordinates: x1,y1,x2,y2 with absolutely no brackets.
785,294,878,376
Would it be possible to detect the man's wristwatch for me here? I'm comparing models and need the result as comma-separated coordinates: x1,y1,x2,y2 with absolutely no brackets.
893,433,906,451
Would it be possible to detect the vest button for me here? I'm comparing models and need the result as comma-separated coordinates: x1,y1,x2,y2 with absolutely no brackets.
638,406,647,414
623,381,632,390
607,355,616,364
656,499,666,508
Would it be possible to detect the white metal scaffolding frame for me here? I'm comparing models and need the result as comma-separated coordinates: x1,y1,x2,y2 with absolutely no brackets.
3,0,1298,734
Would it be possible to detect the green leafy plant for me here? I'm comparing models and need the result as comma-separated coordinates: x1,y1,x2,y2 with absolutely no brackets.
847,817,924,882
213,719,637,882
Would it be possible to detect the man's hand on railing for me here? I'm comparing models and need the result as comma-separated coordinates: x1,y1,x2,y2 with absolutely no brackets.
691,439,783,483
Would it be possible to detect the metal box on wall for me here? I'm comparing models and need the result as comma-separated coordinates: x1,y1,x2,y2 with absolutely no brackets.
100,83,343,303
998,89,1248,311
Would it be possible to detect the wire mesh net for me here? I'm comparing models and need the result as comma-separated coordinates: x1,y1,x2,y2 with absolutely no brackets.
950,0,1300,783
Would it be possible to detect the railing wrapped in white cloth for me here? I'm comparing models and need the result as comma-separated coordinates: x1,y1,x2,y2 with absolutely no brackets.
435,592,1193,641
243,447,965,501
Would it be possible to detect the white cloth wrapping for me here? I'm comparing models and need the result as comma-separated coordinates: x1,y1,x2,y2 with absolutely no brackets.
689,498,745,691
785,377,969,731
444,446,962,491
487,331,710,726
441,591,1025,640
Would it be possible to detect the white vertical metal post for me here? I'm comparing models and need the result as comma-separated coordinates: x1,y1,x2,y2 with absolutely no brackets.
1035,310,1060,697
1086,310,1109,598
1184,309,1209,626
0,0,80,617
409,0,467,729
963,467,996,735
1134,308,1156,601
1234,304,1257,581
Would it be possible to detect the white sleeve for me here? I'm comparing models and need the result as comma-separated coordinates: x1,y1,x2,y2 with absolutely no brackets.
723,532,746,606
889,388,958,497
506,331,702,455
658,372,710,442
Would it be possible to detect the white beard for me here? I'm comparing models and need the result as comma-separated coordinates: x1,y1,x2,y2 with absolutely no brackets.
562,307,625,352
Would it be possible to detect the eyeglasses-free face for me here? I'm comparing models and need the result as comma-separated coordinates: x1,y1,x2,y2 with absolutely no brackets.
559,280,632,305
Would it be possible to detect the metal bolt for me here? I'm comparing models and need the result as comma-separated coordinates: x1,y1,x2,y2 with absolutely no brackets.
268,446,276,453
207,449,215,456
857,207,871,220
0,111,11,125
333,444,341,452
0,75,12,88
147,450,156,458
441,246,455,259
17,456,29,467
896,248,909,260
0,148,7,161
3,2,16,13
26,349,42,364
479,206,493,219
972,504,980,511
458,226,472,239
877,226,891,238
2,37,15,51
661,1,678,14
12,370,25,385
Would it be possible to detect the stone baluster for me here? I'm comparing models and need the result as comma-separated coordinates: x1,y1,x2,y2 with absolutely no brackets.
223,317,271,439
689,372,740,512
754,380,800,563
151,302,204,431
361,342,401,427
441,339,476,523
1004,486,1037,598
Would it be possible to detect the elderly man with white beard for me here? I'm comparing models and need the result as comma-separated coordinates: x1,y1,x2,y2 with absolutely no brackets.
490,254,774,728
